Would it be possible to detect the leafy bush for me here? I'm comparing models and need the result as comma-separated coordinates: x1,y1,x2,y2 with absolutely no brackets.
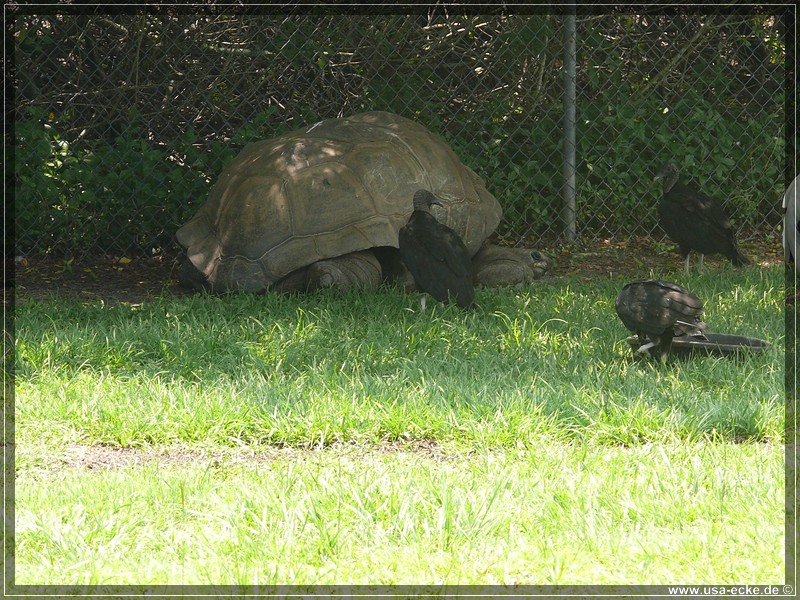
15,108,86,256
12,14,784,257
15,90,782,257
15,109,217,256
572,89,783,235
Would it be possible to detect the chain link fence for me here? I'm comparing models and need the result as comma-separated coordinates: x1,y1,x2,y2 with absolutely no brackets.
11,10,787,260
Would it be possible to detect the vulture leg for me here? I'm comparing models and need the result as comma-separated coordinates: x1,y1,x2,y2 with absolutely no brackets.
636,340,657,355
684,254,691,274
654,332,674,361
698,254,704,272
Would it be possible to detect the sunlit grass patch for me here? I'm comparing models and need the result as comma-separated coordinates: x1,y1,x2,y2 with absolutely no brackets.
14,441,783,586
13,265,785,585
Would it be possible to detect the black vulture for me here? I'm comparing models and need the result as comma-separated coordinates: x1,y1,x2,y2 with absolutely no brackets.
398,189,475,309
654,162,750,273
783,175,799,271
615,279,707,361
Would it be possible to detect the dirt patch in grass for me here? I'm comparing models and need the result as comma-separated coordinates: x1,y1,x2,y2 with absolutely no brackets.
9,234,783,307
58,443,292,471
41,439,457,474
9,254,189,306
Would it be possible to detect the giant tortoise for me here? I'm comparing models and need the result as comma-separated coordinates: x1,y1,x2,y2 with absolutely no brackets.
176,111,550,294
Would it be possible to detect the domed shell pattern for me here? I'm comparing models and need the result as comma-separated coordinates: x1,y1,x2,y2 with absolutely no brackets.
176,111,502,292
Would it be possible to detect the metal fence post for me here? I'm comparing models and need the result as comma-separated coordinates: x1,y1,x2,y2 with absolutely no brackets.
561,9,577,242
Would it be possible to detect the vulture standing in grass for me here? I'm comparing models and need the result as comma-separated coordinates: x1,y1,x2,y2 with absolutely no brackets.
653,162,750,273
399,189,475,309
615,279,707,361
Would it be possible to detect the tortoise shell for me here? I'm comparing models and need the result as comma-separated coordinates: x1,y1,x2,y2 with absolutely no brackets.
176,111,502,292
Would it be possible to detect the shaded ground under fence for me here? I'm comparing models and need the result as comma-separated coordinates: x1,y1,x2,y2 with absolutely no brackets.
10,234,784,306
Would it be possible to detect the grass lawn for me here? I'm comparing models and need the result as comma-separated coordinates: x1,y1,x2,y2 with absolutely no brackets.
11,264,787,587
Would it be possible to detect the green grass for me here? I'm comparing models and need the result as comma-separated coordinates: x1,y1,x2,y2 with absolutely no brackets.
15,442,783,586
12,265,786,586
